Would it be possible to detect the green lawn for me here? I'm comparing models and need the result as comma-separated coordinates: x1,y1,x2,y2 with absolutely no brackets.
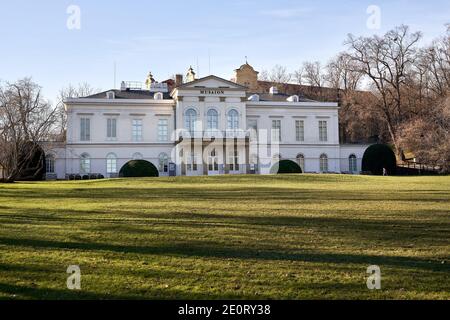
0,175,449,300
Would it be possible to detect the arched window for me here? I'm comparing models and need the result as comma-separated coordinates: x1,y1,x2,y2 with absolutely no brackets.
46,154,55,173
80,153,91,174
106,153,117,174
349,154,357,173
296,153,305,172
207,109,219,130
185,108,197,134
227,109,239,129
319,154,328,173
159,153,169,173
132,152,143,160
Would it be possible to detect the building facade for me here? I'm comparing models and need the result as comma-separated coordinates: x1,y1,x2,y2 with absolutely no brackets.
47,65,369,179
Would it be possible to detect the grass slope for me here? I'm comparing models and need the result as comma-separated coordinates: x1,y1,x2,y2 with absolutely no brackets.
0,175,449,299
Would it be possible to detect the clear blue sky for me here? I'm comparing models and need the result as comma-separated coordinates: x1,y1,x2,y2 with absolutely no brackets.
0,0,448,103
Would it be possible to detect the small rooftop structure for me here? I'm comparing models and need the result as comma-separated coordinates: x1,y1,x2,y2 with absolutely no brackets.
120,81,168,93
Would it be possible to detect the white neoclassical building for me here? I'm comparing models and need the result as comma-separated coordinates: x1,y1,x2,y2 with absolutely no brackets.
46,65,369,179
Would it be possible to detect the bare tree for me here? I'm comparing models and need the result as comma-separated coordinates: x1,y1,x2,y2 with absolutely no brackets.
345,25,422,156
0,78,58,182
398,95,450,173
416,25,450,97
268,65,291,84
55,83,98,138
325,53,364,91
258,69,270,81
396,25,450,171
302,61,325,87
292,68,304,85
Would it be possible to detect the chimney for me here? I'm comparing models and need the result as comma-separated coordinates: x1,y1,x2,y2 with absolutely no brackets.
175,74,183,87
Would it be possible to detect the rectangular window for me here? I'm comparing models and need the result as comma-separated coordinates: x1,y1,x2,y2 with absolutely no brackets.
296,120,304,141
247,119,257,131
208,150,218,171
186,153,197,171
158,119,168,142
272,120,281,142
192,155,198,171
320,156,328,172
80,118,90,141
247,119,257,140
132,119,143,141
319,120,328,142
228,150,239,171
107,118,117,139
228,151,234,171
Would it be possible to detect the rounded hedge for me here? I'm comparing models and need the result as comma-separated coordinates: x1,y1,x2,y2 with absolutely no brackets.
362,144,397,175
119,160,159,178
270,160,302,174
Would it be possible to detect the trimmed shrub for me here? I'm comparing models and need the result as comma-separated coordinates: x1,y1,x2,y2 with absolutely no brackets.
82,175,89,180
119,160,159,178
98,174,104,179
270,160,302,174
89,174,98,179
75,175,81,180
362,144,397,175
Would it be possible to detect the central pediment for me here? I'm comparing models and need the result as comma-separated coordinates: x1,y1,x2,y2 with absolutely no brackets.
175,75,248,91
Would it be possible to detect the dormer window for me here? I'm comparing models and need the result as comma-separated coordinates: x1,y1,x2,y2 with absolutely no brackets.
106,91,115,99
248,94,260,102
269,86,278,95
154,92,163,100
287,95,299,102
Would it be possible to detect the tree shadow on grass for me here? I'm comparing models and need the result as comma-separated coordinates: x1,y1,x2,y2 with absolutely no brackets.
0,236,448,274
0,282,129,300
0,281,236,300
1,186,449,203
2,207,449,247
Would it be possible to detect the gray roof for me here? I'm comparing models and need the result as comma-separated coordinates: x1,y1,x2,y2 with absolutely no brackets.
83,89,172,100
83,89,316,103
246,93,317,102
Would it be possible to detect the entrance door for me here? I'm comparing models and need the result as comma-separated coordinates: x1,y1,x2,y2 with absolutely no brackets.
228,150,240,174
208,149,220,175
186,153,198,176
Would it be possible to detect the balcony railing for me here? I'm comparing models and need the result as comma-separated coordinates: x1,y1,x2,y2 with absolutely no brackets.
178,130,249,140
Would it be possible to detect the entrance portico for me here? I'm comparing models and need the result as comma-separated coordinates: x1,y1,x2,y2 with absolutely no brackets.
175,136,249,176
172,75,249,176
